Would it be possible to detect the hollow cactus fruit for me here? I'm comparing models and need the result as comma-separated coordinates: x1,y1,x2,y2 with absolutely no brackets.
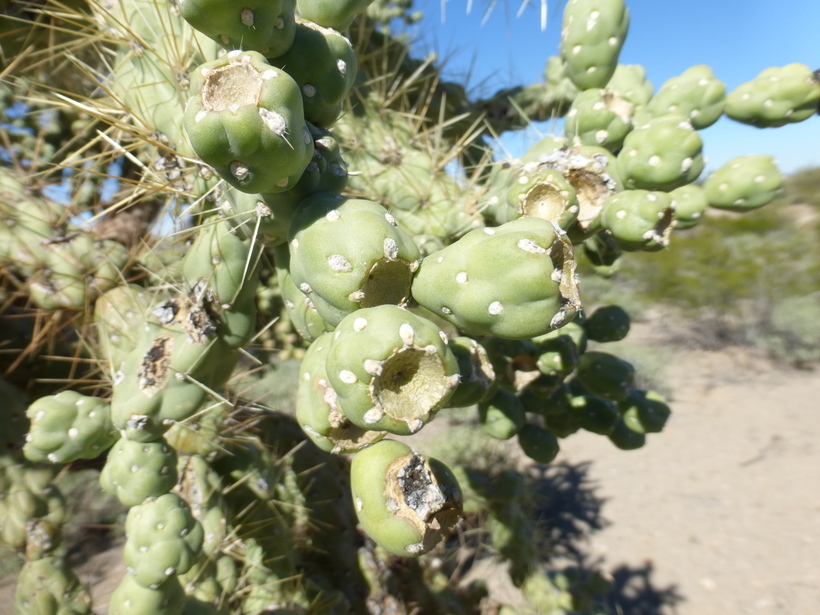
184,50,314,194
559,0,630,90
296,331,386,452
350,439,462,556
725,63,820,127
411,218,581,339
703,155,784,211
325,305,461,435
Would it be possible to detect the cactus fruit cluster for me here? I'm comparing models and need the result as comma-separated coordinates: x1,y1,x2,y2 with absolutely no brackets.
1,0,816,612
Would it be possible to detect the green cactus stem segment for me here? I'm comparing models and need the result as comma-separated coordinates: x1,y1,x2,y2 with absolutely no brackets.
370,346,449,423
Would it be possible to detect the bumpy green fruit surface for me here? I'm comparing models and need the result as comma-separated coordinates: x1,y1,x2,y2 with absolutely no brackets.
600,189,675,251
269,21,357,126
669,184,708,229
296,331,385,453
559,0,630,90
108,574,186,615
725,63,820,128
517,424,560,464
296,0,375,30
647,64,726,129
703,155,784,211
184,50,313,194
288,194,421,327
575,351,634,401
411,218,581,339
179,0,296,56
564,88,634,151
616,114,703,190
24,392,116,464
99,437,178,506
350,440,462,556
123,493,204,588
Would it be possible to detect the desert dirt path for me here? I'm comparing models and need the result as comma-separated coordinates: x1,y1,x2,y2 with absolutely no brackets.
1,347,817,615
553,348,820,615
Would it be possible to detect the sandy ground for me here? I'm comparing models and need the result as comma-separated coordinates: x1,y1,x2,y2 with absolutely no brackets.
1,342,818,614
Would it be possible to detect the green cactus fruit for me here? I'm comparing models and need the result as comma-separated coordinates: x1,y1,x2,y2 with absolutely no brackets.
99,437,178,506
24,391,117,464
296,332,386,453
725,63,820,128
669,184,708,229
575,351,634,401
571,394,619,434
264,123,349,210
564,88,634,151
325,305,460,435
608,416,646,450
411,218,581,339
582,230,622,277
182,219,261,348
616,114,704,190
600,189,676,252
25,236,129,311
273,244,334,342
536,145,623,240
478,389,526,440
296,0,375,30
350,439,462,557
95,285,154,371
647,65,726,129
703,155,784,211
618,389,671,434
534,333,580,380
520,135,568,165
607,64,654,107
503,167,580,229
123,492,204,588
269,21,357,126
108,574,187,615
13,556,92,615
582,304,630,342
184,50,314,194
521,385,582,438
446,336,496,408
517,424,560,464
179,0,296,56
288,194,421,327
0,466,66,558
559,0,630,90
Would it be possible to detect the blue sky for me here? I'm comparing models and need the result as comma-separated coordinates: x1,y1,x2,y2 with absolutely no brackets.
405,0,820,174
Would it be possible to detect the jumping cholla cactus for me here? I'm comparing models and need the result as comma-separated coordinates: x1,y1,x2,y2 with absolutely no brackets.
0,0,817,613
